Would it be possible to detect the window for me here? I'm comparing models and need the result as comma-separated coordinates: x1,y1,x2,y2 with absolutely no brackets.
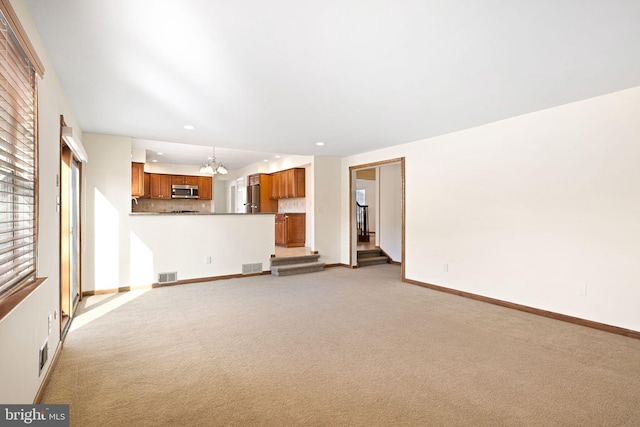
356,189,366,205
0,8,37,299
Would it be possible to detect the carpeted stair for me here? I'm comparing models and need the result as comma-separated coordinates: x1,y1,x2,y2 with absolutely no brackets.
271,254,326,276
357,248,390,267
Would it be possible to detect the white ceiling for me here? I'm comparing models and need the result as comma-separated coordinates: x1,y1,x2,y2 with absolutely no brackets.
132,138,279,170
26,0,640,168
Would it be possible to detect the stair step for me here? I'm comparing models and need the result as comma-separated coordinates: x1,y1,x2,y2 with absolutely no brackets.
358,256,389,266
271,262,326,276
270,254,320,267
357,248,382,259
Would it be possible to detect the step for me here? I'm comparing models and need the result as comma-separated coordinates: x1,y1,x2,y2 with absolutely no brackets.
357,248,382,259
271,262,326,277
270,254,320,267
357,256,389,267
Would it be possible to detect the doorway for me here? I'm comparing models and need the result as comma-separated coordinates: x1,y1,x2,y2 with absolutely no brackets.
60,137,82,337
349,158,405,277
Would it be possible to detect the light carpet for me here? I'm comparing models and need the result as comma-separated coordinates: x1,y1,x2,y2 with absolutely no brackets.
41,264,640,426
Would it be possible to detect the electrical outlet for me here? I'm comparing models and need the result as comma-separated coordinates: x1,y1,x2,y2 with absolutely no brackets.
578,284,587,296
443,263,449,272
205,256,212,264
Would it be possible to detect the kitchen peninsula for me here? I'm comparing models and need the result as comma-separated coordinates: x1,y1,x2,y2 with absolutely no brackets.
126,211,275,290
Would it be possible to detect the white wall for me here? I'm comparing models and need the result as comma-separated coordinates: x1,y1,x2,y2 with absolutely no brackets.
84,134,133,291
213,180,227,213
312,157,341,264
129,214,274,284
343,86,640,332
0,0,82,403
378,163,402,261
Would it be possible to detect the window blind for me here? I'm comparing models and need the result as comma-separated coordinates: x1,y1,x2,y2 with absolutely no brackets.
0,11,36,298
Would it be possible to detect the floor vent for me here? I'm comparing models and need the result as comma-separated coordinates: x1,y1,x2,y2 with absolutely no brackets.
39,341,48,376
242,263,262,275
158,271,178,284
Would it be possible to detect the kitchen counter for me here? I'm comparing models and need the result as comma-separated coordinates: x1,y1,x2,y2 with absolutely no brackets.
130,212,276,216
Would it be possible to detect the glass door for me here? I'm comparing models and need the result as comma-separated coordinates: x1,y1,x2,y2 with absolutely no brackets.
60,144,82,337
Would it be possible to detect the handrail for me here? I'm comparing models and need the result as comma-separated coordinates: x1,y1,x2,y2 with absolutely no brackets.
356,202,369,242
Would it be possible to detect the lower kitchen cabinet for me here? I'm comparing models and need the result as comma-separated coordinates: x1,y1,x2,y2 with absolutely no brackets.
275,213,305,247
275,214,286,246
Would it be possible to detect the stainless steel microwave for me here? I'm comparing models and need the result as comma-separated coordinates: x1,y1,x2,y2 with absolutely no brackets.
171,184,199,199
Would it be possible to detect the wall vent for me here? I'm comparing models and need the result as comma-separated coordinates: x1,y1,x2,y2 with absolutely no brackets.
158,272,178,284
39,341,48,376
242,263,263,275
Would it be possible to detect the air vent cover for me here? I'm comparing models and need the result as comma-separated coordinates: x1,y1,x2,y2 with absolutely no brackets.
158,272,178,284
242,263,262,275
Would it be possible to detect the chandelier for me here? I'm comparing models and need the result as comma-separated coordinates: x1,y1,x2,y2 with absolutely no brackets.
199,147,228,175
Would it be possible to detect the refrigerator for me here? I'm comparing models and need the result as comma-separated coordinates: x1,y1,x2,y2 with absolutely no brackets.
245,184,260,213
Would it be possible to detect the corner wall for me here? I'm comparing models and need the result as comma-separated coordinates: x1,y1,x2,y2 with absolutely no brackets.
342,86,640,332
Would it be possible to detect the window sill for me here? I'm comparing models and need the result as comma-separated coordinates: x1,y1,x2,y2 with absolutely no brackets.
0,277,48,322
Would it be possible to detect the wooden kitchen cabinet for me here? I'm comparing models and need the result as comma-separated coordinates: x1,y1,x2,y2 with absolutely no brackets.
248,174,260,186
275,213,305,247
143,173,150,197
275,214,286,246
270,172,281,199
269,168,305,199
131,162,145,197
150,174,172,199
285,168,305,198
171,175,198,185
198,176,213,200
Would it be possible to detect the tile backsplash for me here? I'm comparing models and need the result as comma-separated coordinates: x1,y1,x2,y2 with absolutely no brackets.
278,197,306,213
132,198,212,213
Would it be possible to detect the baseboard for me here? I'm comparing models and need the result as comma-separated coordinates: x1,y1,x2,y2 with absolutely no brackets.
404,278,640,340
325,263,350,269
82,271,270,297
33,340,63,404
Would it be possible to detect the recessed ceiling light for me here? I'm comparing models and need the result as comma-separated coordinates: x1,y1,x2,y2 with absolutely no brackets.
316,141,325,146
157,152,163,155
184,125,195,130
152,159,158,163
263,159,269,163
275,155,281,159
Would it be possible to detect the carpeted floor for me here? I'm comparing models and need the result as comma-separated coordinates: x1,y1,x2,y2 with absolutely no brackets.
41,264,640,426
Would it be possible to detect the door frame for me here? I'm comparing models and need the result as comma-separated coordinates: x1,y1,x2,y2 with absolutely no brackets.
349,157,405,278
59,117,82,337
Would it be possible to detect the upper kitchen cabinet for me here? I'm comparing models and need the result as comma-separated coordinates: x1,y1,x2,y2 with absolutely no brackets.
172,175,198,185
269,168,305,199
285,168,305,198
149,174,172,199
131,162,145,196
198,176,213,200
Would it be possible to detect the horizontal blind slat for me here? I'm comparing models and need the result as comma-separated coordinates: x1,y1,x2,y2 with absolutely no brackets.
0,10,36,300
